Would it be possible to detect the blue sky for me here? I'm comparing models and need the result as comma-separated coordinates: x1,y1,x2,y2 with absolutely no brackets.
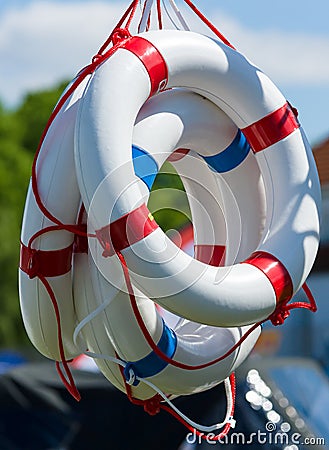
1,0,328,144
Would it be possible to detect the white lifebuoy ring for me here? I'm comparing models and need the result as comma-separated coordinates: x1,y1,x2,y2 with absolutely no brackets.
19,77,90,361
74,88,262,399
75,30,321,328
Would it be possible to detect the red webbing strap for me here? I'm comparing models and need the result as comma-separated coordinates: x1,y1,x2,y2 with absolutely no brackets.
96,203,159,257
120,36,168,96
243,251,317,325
167,148,190,162
20,243,73,278
194,244,226,267
242,103,300,153
243,251,293,305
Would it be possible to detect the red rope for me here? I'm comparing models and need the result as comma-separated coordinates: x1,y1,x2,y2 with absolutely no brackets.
269,282,317,326
30,46,124,236
181,0,235,49
117,250,261,370
117,250,317,371
97,0,138,55
37,275,81,401
126,0,141,29
156,0,163,29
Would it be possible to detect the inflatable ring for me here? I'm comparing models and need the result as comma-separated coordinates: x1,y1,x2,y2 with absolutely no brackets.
75,30,321,328
19,77,90,360
74,88,262,399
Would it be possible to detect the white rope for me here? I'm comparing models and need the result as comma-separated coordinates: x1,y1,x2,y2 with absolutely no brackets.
73,300,109,347
134,374,235,432
162,0,179,29
161,0,190,31
167,0,190,31
138,0,155,33
73,299,125,368
72,282,235,433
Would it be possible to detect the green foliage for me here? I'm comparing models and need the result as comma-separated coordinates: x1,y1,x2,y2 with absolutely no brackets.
149,162,191,232
14,81,69,153
0,136,32,346
0,82,68,348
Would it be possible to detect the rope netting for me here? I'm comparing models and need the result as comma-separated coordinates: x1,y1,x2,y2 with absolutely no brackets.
24,0,317,441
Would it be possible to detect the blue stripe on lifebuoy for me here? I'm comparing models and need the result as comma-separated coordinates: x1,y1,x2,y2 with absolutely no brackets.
123,322,177,385
202,130,250,173
132,145,159,190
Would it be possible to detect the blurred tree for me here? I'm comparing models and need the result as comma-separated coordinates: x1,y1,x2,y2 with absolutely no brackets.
0,136,32,346
150,161,190,232
14,81,68,153
0,82,68,348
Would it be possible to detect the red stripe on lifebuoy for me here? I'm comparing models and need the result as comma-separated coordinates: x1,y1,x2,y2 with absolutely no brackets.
20,243,73,278
194,244,226,267
242,103,299,153
167,148,190,163
96,203,159,257
121,36,168,96
243,251,293,304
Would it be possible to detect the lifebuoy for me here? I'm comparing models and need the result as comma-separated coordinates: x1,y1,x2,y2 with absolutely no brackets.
19,77,90,361
75,30,321,328
73,88,262,399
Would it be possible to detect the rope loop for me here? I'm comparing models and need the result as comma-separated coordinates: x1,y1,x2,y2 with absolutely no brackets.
142,394,162,416
112,27,132,45
270,304,291,326
270,282,317,326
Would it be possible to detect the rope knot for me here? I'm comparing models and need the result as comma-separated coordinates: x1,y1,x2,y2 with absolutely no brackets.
143,394,162,416
270,306,290,326
95,228,114,258
270,283,317,326
101,242,112,258
112,28,131,45
92,53,103,64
